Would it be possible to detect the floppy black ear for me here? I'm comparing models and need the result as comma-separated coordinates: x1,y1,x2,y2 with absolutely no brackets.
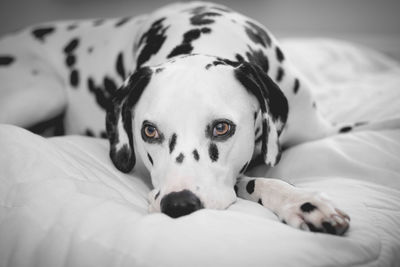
234,62,288,167
105,67,153,173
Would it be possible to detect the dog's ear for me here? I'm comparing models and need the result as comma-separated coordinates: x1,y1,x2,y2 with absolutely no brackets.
106,67,153,173
234,62,288,167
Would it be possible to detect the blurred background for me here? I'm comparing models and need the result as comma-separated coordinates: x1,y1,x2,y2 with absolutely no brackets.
0,0,399,60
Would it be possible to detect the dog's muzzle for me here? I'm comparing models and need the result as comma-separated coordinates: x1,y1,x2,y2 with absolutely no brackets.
160,190,203,218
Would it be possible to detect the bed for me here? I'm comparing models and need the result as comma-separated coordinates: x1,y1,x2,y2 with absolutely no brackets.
1,38,400,267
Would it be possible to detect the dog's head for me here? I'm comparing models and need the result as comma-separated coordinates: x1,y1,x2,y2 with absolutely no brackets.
106,54,288,217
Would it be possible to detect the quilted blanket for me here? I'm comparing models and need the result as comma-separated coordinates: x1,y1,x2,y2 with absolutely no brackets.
1,38,400,267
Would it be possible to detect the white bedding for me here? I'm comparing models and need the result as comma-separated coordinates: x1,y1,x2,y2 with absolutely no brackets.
1,39,400,267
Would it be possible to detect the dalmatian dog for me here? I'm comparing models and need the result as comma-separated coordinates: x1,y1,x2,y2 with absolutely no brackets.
0,1,358,235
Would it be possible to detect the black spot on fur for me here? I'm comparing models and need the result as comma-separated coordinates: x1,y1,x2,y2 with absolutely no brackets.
63,38,80,54
293,78,300,94
339,126,353,133
116,52,126,80
355,121,368,127
136,18,169,68
147,153,154,165
32,69,39,75
281,219,287,224
88,46,94,53
300,202,317,213
258,198,263,205
155,67,164,73
176,153,185,163
168,27,211,58
208,143,219,162
100,131,108,139
201,27,211,33
93,19,105,26
85,129,94,137
0,55,15,66
255,127,260,136
193,149,200,161
239,162,249,174
275,47,285,62
245,46,269,73
103,77,118,94
65,54,76,67
32,27,55,41
155,191,160,200
189,7,222,25
70,69,79,87
246,179,255,194
312,102,317,109
67,24,77,31
115,17,131,27
276,67,284,82
169,133,177,154
244,21,271,48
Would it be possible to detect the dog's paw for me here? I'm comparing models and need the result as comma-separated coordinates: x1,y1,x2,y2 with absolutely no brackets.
277,191,350,235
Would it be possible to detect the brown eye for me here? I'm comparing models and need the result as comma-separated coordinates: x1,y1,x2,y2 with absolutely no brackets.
144,125,159,139
213,122,230,137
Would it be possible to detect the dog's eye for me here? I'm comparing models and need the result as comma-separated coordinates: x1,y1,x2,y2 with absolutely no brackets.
144,125,159,139
213,122,231,137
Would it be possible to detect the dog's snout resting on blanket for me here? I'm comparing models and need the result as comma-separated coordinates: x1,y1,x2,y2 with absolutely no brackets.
0,2,357,235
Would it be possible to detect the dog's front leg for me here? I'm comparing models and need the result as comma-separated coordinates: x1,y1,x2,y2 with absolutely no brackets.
236,176,350,235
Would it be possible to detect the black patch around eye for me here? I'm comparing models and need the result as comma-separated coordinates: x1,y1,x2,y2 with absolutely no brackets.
115,17,131,27
246,179,255,194
147,153,154,165
32,27,55,41
206,119,236,141
63,38,80,54
116,52,126,80
276,67,284,82
293,78,300,94
70,69,79,87
275,47,285,62
141,121,165,144
339,126,353,133
208,143,219,162
0,55,15,66
176,153,184,163
300,202,317,213
169,133,177,153
193,149,200,161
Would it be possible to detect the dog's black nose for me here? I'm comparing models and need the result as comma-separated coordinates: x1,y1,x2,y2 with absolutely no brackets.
160,190,203,218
